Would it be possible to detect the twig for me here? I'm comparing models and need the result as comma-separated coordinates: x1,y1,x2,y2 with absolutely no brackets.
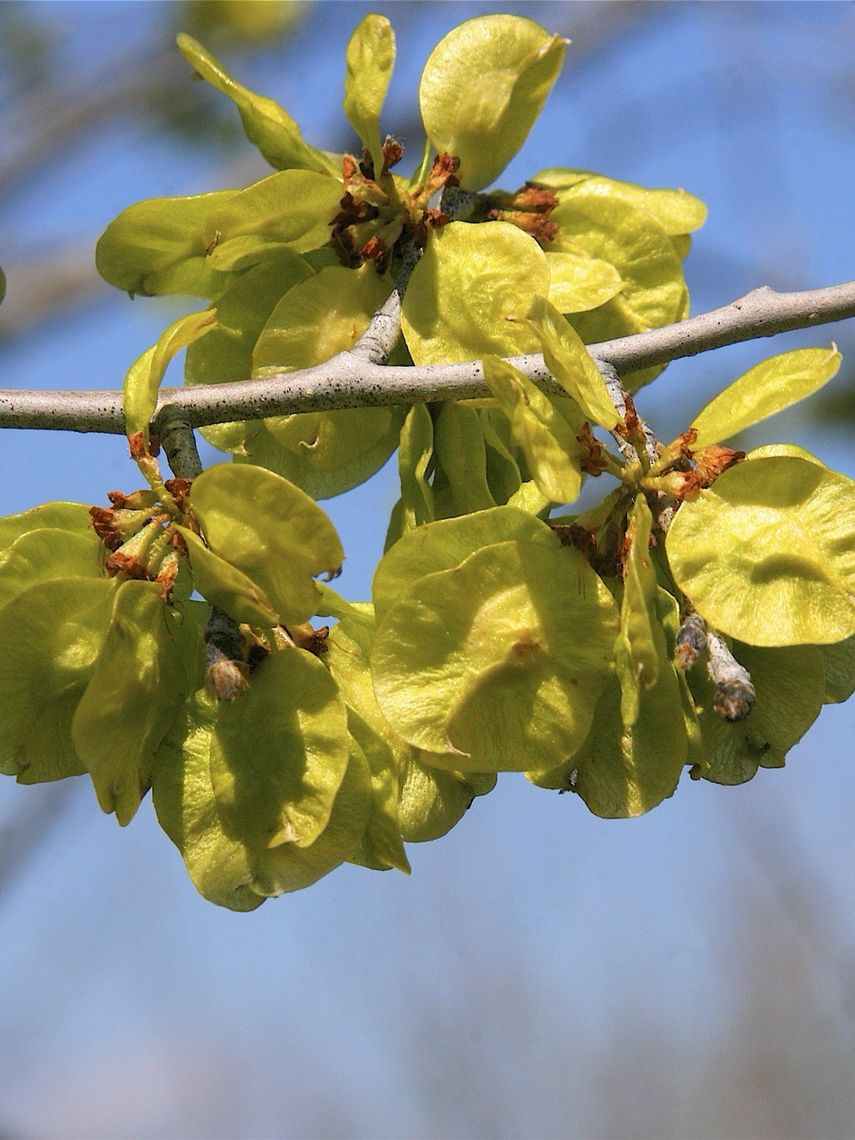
155,404,249,700
205,608,250,702
594,281,855,374
155,404,203,480
706,631,756,722
1,280,854,435
348,242,419,364
347,287,405,365
598,360,639,464
674,611,708,670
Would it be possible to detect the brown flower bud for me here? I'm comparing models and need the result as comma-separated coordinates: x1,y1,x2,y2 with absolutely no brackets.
104,517,165,579
693,444,745,487
289,622,330,657
90,505,158,551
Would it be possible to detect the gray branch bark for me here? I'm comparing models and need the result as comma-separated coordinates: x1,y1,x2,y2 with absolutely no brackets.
1,280,853,435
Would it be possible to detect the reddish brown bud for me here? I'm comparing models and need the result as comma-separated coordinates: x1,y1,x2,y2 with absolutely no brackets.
104,517,164,579
653,429,697,473
164,477,192,513
419,152,460,200
577,424,608,476
381,136,404,172
616,394,641,439
529,216,559,244
512,183,559,213
433,152,460,179
155,550,180,601
105,550,150,580
128,432,147,461
90,505,157,550
332,192,379,228
289,623,330,657
488,208,558,244
107,488,159,511
360,233,388,266
693,444,745,487
90,506,125,550
484,182,559,245
650,470,704,499
423,207,452,229
551,523,598,559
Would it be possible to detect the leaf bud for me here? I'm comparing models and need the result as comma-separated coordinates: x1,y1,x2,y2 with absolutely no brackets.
706,631,755,722
90,505,159,551
381,136,404,174
206,643,249,702
107,488,159,510
105,517,167,579
411,153,460,207
154,548,180,601
288,622,330,657
674,611,707,669
649,429,696,476
484,183,560,245
713,679,756,722
642,470,703,500
163,477,193,513
692,443,745,487
577,424,609,476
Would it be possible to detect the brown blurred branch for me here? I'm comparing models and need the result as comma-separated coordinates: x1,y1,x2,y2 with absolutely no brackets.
0,47,185,195
0,0,659,341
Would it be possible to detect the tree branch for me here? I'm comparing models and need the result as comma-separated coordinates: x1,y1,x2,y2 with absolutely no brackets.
156,404,203,480
1,280,853,435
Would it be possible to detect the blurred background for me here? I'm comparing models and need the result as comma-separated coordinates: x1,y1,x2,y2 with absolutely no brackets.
1,3,854,1138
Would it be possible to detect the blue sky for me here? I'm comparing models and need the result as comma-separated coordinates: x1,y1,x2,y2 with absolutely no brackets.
1,4,854,1137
